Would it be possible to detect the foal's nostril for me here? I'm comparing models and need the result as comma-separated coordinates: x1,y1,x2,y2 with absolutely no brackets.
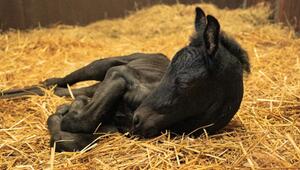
133,115,140,128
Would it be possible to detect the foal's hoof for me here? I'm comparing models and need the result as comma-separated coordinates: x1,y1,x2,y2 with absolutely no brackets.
47,104,70,134
61,116,94,134
61,116,80,133
42,77,65,87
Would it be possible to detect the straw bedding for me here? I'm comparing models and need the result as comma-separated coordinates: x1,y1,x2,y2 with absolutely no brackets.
0,3,299,169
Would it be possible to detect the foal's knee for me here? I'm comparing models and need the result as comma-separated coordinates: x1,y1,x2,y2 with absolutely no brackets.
68,95,90,113
105,66,129,80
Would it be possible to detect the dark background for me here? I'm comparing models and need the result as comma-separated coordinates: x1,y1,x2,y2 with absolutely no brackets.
0,0,299,32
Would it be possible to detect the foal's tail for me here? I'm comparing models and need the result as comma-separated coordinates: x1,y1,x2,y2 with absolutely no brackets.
0,85,46,99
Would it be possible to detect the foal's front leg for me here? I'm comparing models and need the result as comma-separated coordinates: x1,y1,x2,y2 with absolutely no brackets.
60,66,129,133
47,97,118,152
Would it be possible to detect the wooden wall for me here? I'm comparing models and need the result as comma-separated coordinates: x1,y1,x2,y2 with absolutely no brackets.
0,0,299,32
0,0,197,30
276,0,300,32
202,0,270,9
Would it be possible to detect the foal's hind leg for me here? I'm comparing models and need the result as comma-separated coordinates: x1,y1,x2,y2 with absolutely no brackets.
54,83,100,98
47,97,118,152
43,57,132,87
0,83,99,99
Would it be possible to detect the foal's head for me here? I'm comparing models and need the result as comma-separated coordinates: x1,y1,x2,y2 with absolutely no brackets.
132,7,248,138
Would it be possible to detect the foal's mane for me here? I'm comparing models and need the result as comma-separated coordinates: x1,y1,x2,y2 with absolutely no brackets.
189,28,250,74
219,32,251,73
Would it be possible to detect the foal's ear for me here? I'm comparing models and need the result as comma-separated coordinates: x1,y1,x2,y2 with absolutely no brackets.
195,7,206,34
204,15,220,56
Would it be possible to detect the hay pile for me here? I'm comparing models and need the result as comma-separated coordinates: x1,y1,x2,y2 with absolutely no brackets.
1,3,300,169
